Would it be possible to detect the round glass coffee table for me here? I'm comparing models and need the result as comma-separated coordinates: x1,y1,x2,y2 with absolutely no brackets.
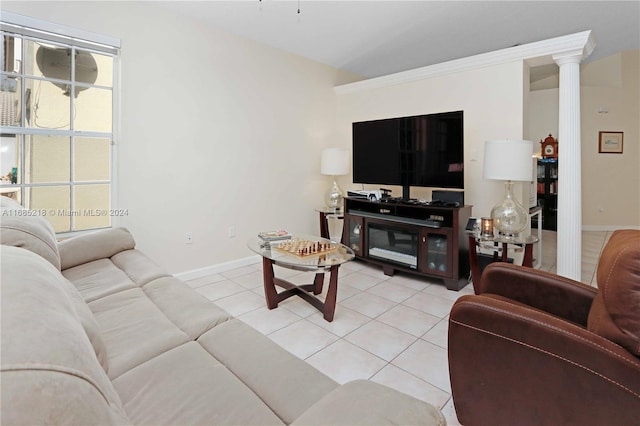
247,234,354,322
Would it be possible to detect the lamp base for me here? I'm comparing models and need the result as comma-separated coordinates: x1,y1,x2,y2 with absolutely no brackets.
324,177,343,208
491,181,528,238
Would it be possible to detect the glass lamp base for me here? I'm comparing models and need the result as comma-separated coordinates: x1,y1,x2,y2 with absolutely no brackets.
491,181,528,238
324,177,343,208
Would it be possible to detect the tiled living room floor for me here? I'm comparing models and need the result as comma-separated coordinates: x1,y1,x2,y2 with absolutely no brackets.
185,230,610,425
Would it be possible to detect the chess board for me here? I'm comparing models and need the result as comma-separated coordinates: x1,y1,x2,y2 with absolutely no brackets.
273,239,339,257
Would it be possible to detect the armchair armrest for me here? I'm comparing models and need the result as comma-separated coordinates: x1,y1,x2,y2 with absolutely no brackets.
479,263,597,326
448,294,640,426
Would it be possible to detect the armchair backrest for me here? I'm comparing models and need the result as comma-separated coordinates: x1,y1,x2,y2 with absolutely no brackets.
588,230,640,357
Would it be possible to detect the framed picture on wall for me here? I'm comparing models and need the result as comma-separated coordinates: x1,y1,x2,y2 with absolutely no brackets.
598,131,623,154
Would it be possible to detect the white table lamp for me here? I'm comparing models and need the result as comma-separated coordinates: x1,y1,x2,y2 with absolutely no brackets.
483,140,534,238
321,148,349,208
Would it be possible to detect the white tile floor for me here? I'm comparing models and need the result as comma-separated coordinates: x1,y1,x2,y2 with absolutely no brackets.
185,230,610,425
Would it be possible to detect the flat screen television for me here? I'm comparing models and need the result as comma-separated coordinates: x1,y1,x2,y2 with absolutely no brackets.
352,110,464,200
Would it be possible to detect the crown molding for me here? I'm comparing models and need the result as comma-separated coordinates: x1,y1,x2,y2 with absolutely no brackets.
0,11,120,49
335,31,595,95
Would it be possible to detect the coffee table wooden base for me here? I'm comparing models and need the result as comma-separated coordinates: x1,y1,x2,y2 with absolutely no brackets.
262,257,340,322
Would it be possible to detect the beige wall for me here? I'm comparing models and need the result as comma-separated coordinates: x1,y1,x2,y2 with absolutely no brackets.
3,1,360,274
335,61,529,222
529,50,640,229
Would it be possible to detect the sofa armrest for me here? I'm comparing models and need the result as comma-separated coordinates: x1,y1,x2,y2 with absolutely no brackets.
448,294,640,426
479,263,597,326
58,227,136,270
292,380,445,426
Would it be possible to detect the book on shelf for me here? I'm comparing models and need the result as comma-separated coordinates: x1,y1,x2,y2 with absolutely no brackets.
258,230,292,241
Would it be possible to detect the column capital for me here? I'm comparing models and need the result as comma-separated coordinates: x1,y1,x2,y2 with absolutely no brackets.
552,30,595,67
553,50,585,66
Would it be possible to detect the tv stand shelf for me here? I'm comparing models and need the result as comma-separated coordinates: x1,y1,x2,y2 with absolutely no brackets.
349,210,444,228
342,197,471,290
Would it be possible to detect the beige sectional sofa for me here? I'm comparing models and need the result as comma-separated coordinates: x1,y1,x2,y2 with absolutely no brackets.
0,196,445,425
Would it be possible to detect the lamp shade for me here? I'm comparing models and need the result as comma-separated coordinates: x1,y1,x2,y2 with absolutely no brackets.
321,148,349,176
483,140,533,181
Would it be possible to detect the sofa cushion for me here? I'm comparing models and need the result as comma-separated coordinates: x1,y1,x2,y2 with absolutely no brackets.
0,245,129,425
0,196,61,269
113,342,284,425
291,380,446,425
198,319,339,424
63,258,137,302
588,230,640,356
111,248,170,286
143,276,232,339
88,288,190,379
58,227,136,270
59,275,110,372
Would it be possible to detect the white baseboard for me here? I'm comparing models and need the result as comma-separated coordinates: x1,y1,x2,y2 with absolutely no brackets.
582,225,640,232
174,255,262,281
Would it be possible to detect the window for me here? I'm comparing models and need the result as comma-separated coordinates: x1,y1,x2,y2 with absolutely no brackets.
1,14,119,233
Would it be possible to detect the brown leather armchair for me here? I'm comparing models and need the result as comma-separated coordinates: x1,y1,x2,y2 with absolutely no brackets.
448,230,640,426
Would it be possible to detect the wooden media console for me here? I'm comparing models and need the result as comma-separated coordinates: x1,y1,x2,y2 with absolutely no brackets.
342,197,472,290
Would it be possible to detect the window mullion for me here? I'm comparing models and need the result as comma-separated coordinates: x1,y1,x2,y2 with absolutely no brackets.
69,46,75,231
2,128,112,138
19,134,25,205
70,135,75,231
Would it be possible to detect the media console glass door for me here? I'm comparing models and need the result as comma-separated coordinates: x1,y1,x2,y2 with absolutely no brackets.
344,215,364,256
419,228,453,277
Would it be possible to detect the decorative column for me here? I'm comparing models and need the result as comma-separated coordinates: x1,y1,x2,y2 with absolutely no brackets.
553,52,584,281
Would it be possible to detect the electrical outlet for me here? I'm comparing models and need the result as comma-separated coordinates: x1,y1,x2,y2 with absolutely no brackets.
185,232,193,244
228,226,236,238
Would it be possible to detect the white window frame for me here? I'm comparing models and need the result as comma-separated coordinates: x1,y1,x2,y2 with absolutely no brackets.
1,12,121,236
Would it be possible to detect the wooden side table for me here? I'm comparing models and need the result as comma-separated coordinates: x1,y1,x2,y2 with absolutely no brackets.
529,206,543,269
468,233,538,294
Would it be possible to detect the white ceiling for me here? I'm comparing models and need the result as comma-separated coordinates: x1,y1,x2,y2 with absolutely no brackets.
155,1,640,79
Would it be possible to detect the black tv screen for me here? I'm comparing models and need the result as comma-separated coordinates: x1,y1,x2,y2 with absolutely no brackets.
352,111,464,196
